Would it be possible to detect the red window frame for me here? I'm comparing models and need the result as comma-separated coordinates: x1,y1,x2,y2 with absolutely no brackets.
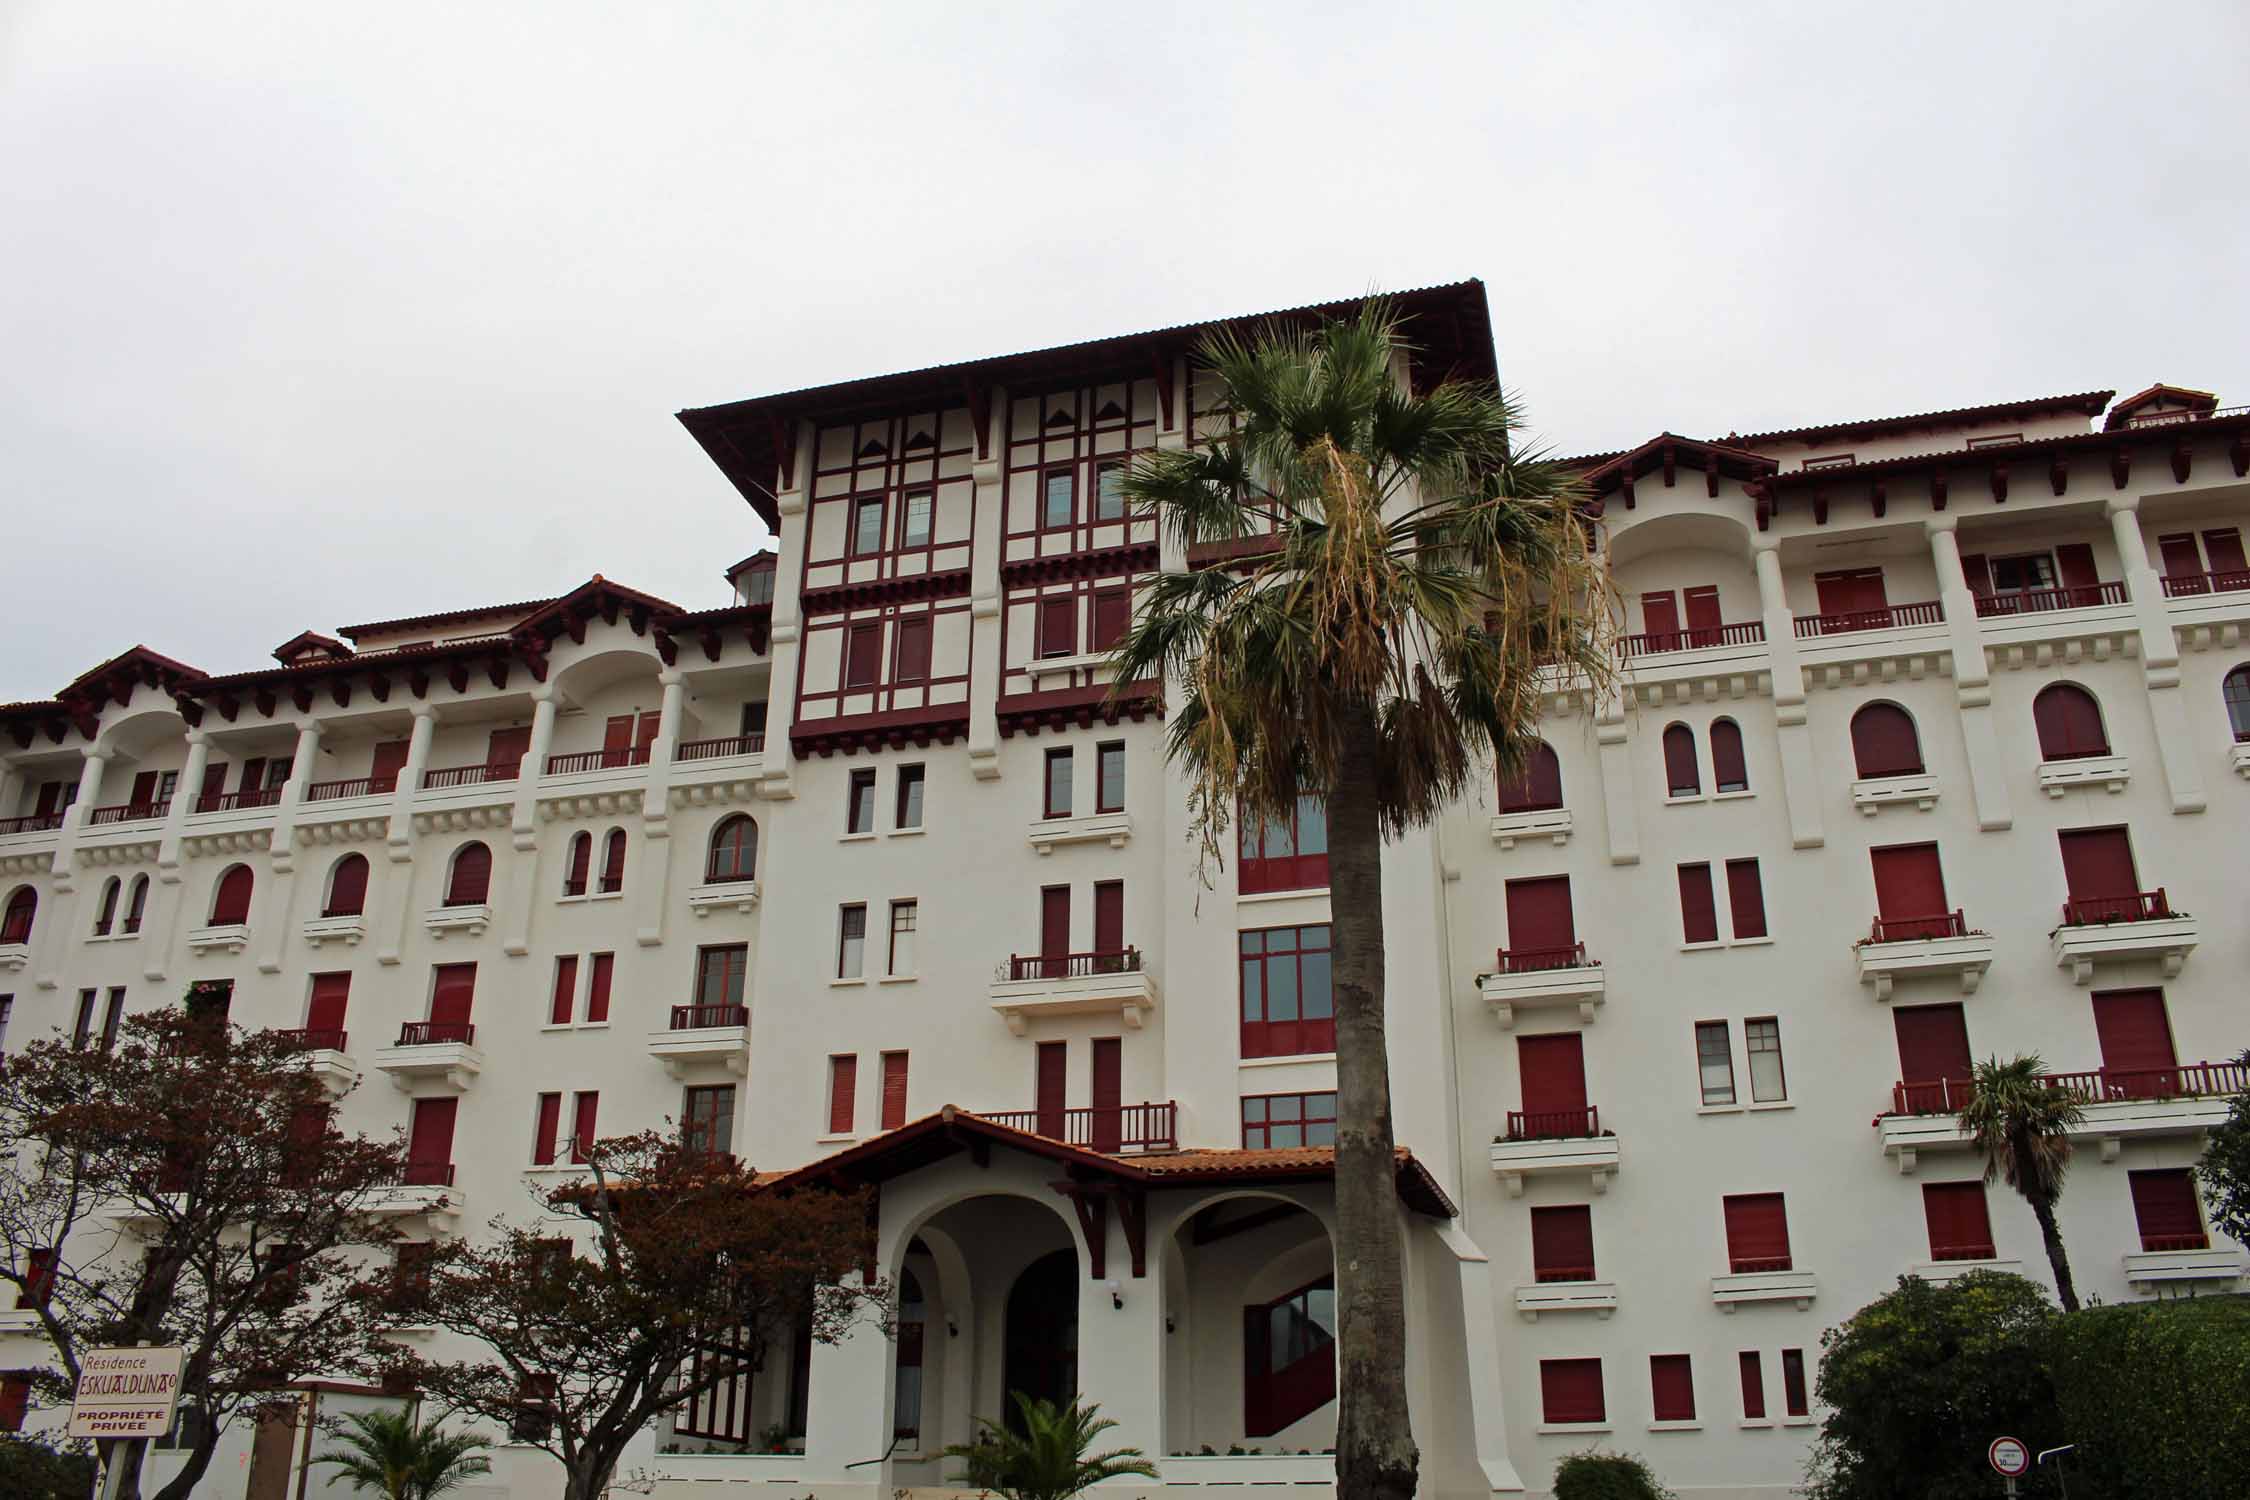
1662,723,1700,796
844,622,882,688
533,1092,564,1166
1781,1349,1809,1418
550,956,578,1026
838,904,867,978
2033,683,2108,760
1239,924,1335,1059
1238,795,1329,894
707,815,758,882
0,887,31,945
1038,594,1077,659
1090,586,1131,650
325,854,369,917
1722,1193,1792,1273
1677,863,1718,943
1921,1180,1996,1261
444,843,491,907
571,1092,599,1164
847,769,878,834
1726,858,1768,939
2128,1168,2206,1251
1739,1351,1766,1419
849,496,885,557
695,945,747,1009
1040,468,1076,531
563,831,591,896
1529,1204,1596,1283
880,1051,909,1131
599,829,627,894
586,953,613,1025
682,1084,735,1156
827,1055,858,1135
893,615,932,683
895,766,925,829
1244,1275,1337,1437
1096,742,1125,814
1650,1355,1695,1423
1850,703,1924,778
210,864,254,925
1498,742,1564,813
1710,718,1749,792
1240,1091,1337,1149
1044,748,1073,819
1538,1357,1605,1425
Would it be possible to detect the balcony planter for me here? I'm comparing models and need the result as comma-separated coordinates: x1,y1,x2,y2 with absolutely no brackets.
989,950,1158,1036
2036,754,2130,797
1849,773,1939,815
1479,945,1604,1027
302,913,368,949
647,1005,751,1078
423,903,492,940
1709,1268,1817,1311
686,880,761,917
1514,1279,1618,1321
2049,895,2197,983
1854,913,1993,1000
2121,1245,2245,1289
186,923,252,957
1026,810,1134,854
1488,1116,1618,1198
1488,807,1572,850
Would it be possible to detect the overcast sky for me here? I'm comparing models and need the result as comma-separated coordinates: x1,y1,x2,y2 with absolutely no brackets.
5,1,2245,699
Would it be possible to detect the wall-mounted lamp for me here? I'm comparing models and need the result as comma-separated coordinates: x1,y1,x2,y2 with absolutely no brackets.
946,1318,959,1338
1164,1316,1176,1334
1106,1278,1123,1311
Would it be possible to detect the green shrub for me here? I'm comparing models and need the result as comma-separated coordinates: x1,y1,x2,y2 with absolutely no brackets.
0,1433,96,1500
1552,1450,1672,1500
2045,1295,2250,1498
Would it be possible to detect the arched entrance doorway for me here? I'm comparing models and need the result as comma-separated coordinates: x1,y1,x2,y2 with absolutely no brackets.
1002,1248,1078,1428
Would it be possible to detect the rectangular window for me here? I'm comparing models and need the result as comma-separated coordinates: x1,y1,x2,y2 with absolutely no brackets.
845,622,882,688
847,768,877,834
1988,551,2057,591
1240,1091,1338,1149
1042,469,1074,529
896,765,925,829
1539,1358,1605,1426
1893,1003,1973,1111
570,1092,599,1164
1038,595,1076,659
1090,1036,1123,1152
1725,859,1768,939
1238,794,1329,894
1695,1021,1736,1106
1239,924,1335,1059
532,1093,562,1165
1093,881,1124,956
1529,1204,1596,1283
1502,874,1577,964
1039,886,1070,970
1677,863,1718,944
585,953,613,1025
696,945,748,1008
683,1084,735,1156
892,616,932,683
2057,826,2141,919
827,1055,857,1135
1096,742,1125,814
850,496,884,556
901,490,933,549
1745,1018,1786,1102
1922,1180,1996,1260
2128,1167,2206,1251
1781,1349,1809,1418
1722,1193,1792,1273
1044,748,1073,818
1094,460,1126,521
889,900,917,976
837,905,867,979
880,1051,909,1131
0,996,13,1058
72,991,96,1049
1650,1355,1696,1423
1870,843,1950,939
550,955,578,1026
100,989,126,1053
2090,989,2178,1096
1739,1352,1766,1420
1091,586,1131,650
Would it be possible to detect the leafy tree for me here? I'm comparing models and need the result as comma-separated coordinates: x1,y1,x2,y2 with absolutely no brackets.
1806,1271,2064,1500
2045,1295,2250,1497
1113,302,1611,1500
385,1129,886,1500
944,1394,1158,1500
1552,1450,1674,1500
2195,1049,2250,1245
311,1409,491,1500
0,1005,405,1500
1959,1055,2086,1311
0,1431,97,1499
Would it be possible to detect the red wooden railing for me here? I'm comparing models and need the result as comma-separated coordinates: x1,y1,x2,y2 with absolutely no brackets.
1974,582,2127,615
1793,601,1944,637
2141,1231,2212,1252
976,1101,1178,1153
1866,910,1969,944
2059,889,2172,926
1002,948,1142,981
545,747,651,775
677,734,766,763
395,1021,475,1047
1728,1254,1794,1274
397,1161,457,1188
1929,1242,1999,1262
0,813,68,835
1491,942,1594,974
670,1004,749,1031
1889,1058,2247,1117
1624,620,1765,657
2160,569,2250,597
304,776,395,802
86,801,169,826
272,1027,348,1051
195,788,285,813
1888,1076,1976,1116
1504,1106,1601,1141
1532,1265,1597,1284
420,763,518,790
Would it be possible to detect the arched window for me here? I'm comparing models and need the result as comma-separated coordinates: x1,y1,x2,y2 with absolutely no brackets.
1498,742,1564,813
1709,719,1749,794
124,875,150,935
444,842,492,907
563,831,592,897
599,829,628,895
93,877,122,937
1850,703,1924,779
325,854,369,918
2,886,37,944
1662,723,1700,797
707,815,759,884
210,865,254,926
2225,664,2250,743
2033,684,2109,761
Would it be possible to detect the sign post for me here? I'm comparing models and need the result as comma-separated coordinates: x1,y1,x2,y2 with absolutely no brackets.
1989,1435,2030,1496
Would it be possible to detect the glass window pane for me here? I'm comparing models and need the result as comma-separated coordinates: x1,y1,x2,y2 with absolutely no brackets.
1241,960,1261,1020
1306,1118,1337,1147
1300,952,1333,1019
904,491,933,547
1044,471,1073,527
1243,1098,1267,1124
1096,463,1124,520
1267,955,1299,1021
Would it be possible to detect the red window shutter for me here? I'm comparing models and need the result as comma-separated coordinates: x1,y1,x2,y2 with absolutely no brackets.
893,616,932,682
1091,588,1131,650
1499,743,1563,812
2034,686,2108,760
1039,886,1070,963
1815,567,1887,615
2058,827,2137,904
1709,719,1748,791
1781,1350,1809,1417
1958,552,1994,595
2158,533,2203,578
370,740,409,791
550,956,578,1026
1893,1003,1973,1086
531,1093,561,1166
845,623,882,687
1039,596,1076,658
1093,881,1124,955
601,829,627,891
33,782,61,817
1662,723,1700,796
571,1093,599,1163
880,1052,909,1131
1677,864,1719,944
2128,1169,2205,1250
1722,1193,1792,1272
636,712,661,755
565,832,591,894
1683,585,1722,640
326,855,368,917
1035,1041,1067,1138
1738,1351,1767,1419
1516,1032,1588,1121
2202,527,2248,575
1726,859,1768,940
197,763,228,805
2091,990,2177,1091
238,757,268,795
586,954,613,1025
1921,1181,1996,1260
486,728,531,776
1649,1355,1695,1423
1529,1205,1595,1282
1090,1038,1122,1152
1504,876,1576,956
1871,843,1947,925
603,715,635,755
410,1097,458,1167
211,865,253,925
447,843,491,905
430,964,477,1026
306,973,350,1034
1640,590,1681,643
2054,543,2100,592
1850,704,1924,777
0,1375,29,1433
827,1056,857,1135
129,770,159,807
1538,1358,1604,1425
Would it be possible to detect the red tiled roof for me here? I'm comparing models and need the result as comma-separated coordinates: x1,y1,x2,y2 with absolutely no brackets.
1722,390,2113,448
1765,407,2250,488
272,630,352,664
2104,383,2220,430
337,597,559,642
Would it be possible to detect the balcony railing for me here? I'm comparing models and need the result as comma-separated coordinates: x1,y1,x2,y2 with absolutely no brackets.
86,801,169,826
397,1162,457,1188
420,763,518,790
1001,948,1143,982
1727,1254,1794,1274
1974,582,2127,615
1504,1106,1602,1141
677,734,766,763
1491,942,1594,974
545,747,651,775
2160,569,2250,598
669,1004,748,1030
1532,1264,1597,1284
0,813,68,835
304,776,395,802
1793,600,1944,637
1889,1058,2247,1117
2059,889,2173,926
2141,1231,2212,1252
272,1027,348,1052
975,1101,1178,1153
1866,910,1969,944
2124,403,2250,428
395,1021,475,1047
195,788,285,813
1623,620,1765,657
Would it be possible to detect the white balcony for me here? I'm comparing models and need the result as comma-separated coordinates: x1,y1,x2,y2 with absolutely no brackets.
647,1006,751,1078
1026,810,1133,854
1882,1064,2237,1170
1514,1279,1618,1321
1855,920,1993,1001
686,880,761,918
2232,741,2250,779
0,1308,44,1335
1488,808,1572,850
371,1027,484,1092
366,1179,462,1230
2121,1246,2245,1289
1850,773,1938,815
2074,1090,2232,1162
1878,1109,1972,1174
186,923,251,957
2049,903,2197,984
2036,754,2130,797
423,904,492,940
1489,1124,1618,1198
1710,1268,1817,1311
989,951,1157,1036
1479,963,1604,1028
0,942,27,972
302,914,369,949
274,1033,361,1097
1912,1258,2024,1284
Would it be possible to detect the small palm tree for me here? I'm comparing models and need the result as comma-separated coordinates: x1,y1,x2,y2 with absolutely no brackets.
313,1408,493,1500
945,1394,1159,1500
1960,1054,2087,1311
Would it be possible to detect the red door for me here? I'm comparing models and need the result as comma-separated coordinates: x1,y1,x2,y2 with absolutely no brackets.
2057,828,2140,921
369,740,410,792
1640,591,1680,646
1504,876,1577,967
1035,1041,1067,1140
429,964,476,1039
1815,568,1887,620
305,974,350,1039
1515,1032,1588,1138
2054,543,2101,602
1683,585,1723,645
486,727,531,778
2204,528,2249,579
2091,990,2178,1098
603,715,635,762
407,1097,457,1186
1039,887,1070,978
237,757,268,796
880,1052,909,1132
2157,533,2204,586
196,763,228,808
1093,882,1124,957
1893,1003,1973,1113
1870,844,1949,939
130,771,159,808
33,782,60,817
1090,1038,1122,1152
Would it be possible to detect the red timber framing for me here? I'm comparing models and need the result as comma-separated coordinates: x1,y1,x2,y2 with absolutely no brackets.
999,540,1158,699
1001,380,1162,560
801,409,978,596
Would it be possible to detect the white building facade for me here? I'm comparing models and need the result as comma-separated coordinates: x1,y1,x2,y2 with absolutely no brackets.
1,282,2245,1499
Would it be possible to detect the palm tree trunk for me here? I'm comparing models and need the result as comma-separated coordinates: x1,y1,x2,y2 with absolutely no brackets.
2029,1195,2080,1312
1325,709,1418,1500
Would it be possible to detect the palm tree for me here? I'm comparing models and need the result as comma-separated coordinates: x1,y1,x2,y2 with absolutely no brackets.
1111,303,1613,1500
1960,1054,2087,1311
944,1394,1158,1500
312,1409,492,1500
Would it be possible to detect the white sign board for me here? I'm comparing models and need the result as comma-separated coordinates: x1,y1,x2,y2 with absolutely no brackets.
1988,1436,2030,1477
67,1346,184,1439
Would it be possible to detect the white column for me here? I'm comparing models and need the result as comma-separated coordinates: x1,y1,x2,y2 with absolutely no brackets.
966,386,1007,781
268,721,324,871
800,1273,894,1483
159,732,209,878
1752,542,1825,849
759,420,813,801
633,670,686,950
379,706,437,965
1435,1221,1525,1491
1928,519,2011,831
2108,498,2206,812
640,672,685,825
1074,1234,1166,1469
51,746,110,883
0,759,18,824
512,690,559,848
30,748,105,990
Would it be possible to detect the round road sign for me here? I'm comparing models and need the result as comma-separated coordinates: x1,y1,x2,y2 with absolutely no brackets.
1989,1437,2030,1477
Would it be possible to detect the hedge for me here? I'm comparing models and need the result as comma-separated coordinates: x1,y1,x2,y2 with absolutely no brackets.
2044,1294,2250,1498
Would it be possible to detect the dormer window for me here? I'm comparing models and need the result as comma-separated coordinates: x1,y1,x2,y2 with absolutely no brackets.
1801,453,1854,470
